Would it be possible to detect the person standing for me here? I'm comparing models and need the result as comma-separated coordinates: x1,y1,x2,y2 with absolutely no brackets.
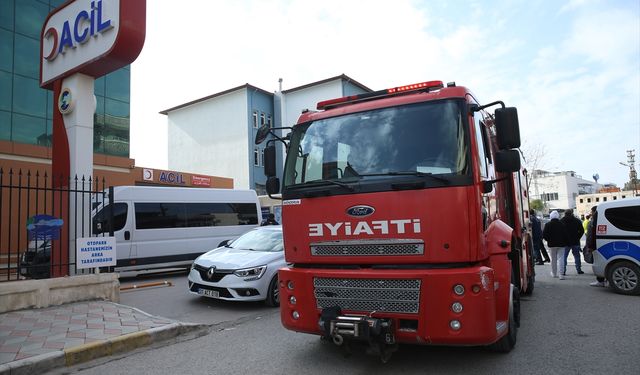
530,209,545,265
585,206,606,287
543,210,568,279
561,209,585,275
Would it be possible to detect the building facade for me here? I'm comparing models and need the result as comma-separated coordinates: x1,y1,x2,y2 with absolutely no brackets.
575,190,639,217
161,74,371,192
529,169,600,211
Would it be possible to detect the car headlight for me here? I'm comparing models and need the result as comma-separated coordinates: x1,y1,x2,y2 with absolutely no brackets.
233,265,266,281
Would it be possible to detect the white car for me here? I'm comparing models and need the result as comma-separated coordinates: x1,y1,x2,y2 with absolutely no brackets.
188,225,284,306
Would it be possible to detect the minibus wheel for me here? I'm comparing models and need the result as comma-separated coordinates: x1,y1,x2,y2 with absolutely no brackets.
607,261,640,295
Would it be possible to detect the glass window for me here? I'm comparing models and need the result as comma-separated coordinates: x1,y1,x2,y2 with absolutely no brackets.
14,33,39,78
93,203,128,234
0,70,11,111
254,147,260,166
12,113,46,145
473,113,488,178
50,0,67,7
0,0,14,30
0,28,12,72
228,228,283,252
15,0,49,39
0,110,10,141
103,98,129,156
284,100,468,187
105,69,130,102
267,114,272,128
135,203,187,229
604,205,640,232
252,111,258,128
94,76,105,96
13,75,46,117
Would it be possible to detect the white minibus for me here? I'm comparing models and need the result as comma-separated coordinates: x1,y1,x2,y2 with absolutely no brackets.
92,186,262,273
591,197,640,295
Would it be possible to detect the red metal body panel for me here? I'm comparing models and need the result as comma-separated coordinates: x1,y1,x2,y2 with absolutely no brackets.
283,187,476,264
279,266,507,345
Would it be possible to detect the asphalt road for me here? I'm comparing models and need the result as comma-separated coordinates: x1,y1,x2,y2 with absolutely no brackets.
51,264,639,375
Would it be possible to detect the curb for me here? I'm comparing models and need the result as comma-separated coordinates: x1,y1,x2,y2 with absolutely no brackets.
0,323,208,375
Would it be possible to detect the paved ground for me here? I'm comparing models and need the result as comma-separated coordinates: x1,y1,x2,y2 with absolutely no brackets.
0,301,207,375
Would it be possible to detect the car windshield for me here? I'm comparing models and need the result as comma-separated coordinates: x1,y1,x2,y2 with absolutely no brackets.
283,100,468,188
228,228,283,252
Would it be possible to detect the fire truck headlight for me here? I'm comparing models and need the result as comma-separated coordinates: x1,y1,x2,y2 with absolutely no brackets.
287,281,295,290
450,320,461,330
471,284,481,294
292,311,300,320
453,284,465,296
289,295,297,305
451,302,463,313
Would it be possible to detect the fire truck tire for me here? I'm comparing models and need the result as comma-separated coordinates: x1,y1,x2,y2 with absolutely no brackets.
265,275,280,307
490,286,519,353
523,273,535,295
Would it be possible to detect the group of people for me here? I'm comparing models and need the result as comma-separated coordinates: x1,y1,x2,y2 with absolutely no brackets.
530,208,597,283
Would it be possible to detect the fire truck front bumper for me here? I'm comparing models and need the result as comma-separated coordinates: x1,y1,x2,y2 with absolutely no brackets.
278,265,510,346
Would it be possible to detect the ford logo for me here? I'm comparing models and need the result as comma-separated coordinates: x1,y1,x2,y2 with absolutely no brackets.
346,205,375,217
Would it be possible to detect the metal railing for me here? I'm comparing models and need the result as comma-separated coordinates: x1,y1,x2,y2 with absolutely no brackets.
0,168,111,282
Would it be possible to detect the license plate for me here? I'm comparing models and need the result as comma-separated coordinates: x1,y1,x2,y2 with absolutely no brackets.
198,288,219,298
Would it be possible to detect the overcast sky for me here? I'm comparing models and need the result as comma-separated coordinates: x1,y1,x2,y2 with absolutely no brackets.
130,0,640,187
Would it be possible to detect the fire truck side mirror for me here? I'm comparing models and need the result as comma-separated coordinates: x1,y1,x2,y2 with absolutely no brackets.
495,107,521,150
264,144,277,177
266,176,280,195
255,124,271,145
495,149,521,173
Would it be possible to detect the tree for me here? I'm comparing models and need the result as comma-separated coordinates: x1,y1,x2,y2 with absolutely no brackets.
520,143,549,192
530,199,544,211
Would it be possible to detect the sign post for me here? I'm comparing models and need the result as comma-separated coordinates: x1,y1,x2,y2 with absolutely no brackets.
40,0,145,276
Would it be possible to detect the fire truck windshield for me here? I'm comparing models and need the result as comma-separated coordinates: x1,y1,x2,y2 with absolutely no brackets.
283,100,470,194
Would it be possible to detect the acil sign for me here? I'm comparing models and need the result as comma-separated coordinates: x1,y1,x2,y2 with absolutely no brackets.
40,0,146,89
159,172,186,185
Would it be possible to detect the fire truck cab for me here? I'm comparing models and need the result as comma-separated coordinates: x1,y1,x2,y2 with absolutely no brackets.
256,80,534,361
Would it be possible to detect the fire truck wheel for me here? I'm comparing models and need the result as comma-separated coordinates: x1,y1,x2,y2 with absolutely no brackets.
490,286,519,353
265,275,280,307
522,273,535,295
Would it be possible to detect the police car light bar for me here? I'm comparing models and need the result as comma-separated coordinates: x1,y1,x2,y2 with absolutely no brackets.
317,80,444,110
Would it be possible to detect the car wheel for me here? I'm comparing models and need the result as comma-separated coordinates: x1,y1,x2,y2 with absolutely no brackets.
265,275,280,307
606,261,640,296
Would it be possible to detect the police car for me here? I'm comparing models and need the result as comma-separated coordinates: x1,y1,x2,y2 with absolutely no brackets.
591,197,640,295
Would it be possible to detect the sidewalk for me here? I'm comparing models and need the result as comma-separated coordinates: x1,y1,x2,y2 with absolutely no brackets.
0,300,208,375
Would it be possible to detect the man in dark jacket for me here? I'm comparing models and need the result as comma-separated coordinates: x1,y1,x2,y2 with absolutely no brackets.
561,209,584,275
543,210,568,279
530,209,545,265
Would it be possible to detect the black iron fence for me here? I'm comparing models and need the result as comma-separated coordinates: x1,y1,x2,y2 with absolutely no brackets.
0,169,112,282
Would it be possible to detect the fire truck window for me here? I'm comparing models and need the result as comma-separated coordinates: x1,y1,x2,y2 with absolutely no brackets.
284,100,468,186
473,112,488,178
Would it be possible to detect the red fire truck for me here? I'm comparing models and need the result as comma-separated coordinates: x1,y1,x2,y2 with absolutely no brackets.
255,80,535,361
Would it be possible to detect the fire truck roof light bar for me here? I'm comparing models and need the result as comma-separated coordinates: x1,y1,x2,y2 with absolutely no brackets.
316,80,444,110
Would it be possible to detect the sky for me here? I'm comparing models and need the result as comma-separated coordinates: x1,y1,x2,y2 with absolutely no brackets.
130,0,640,187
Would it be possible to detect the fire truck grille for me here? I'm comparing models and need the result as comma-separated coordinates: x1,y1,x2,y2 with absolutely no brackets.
310,240,424,256
313,278,421,314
